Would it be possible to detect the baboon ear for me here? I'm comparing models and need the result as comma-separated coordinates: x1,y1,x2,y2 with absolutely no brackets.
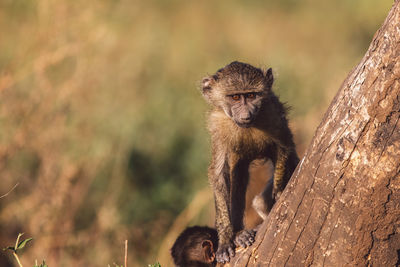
202,240,215,263
264,68,274,88
201,76,215,102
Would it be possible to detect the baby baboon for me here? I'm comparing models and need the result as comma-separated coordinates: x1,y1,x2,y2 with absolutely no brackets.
171,226,256,267
171,226,218,267
202,61,299,263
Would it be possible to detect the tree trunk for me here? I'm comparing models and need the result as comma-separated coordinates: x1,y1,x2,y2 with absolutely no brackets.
230,1,400,266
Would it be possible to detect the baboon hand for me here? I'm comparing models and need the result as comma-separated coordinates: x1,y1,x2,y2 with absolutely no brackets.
216,242,235,263
234,229,256,248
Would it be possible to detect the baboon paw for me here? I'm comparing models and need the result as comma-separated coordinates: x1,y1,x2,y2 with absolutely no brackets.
216,242,235,263
234,229,256,248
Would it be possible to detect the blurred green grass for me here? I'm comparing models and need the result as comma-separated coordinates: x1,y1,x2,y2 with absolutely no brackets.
0,0,393,266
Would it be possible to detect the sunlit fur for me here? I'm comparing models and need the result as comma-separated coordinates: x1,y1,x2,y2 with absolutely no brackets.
201,61,299,263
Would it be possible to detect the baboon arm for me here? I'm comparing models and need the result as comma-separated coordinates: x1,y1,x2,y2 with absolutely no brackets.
214,188,233,244
229,153,249,233
272,144,299,200
209,147,234,244
273,145,290,193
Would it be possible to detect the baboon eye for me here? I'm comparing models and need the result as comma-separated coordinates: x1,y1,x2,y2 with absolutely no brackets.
231,95,240,101
246,93,256,99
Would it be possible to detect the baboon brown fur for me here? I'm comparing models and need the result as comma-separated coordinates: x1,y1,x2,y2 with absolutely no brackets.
201,61,299,263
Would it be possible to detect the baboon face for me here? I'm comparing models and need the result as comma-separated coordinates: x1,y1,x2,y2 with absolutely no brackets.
224,91,264,128
202,61,273,128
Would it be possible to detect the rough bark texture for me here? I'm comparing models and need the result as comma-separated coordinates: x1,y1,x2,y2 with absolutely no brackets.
229,1,400,266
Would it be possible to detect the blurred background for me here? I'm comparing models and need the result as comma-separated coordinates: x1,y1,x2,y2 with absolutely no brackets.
0,0,394,266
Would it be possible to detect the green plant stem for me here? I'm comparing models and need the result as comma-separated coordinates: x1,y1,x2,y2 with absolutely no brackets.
12,252,23,267
15,234,22,249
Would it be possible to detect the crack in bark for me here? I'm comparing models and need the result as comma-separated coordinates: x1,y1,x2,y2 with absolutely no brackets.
266,190,308,264
383,174,393,215
354,165,398,264
366,231,375,266
377,114,400,163
306,173,344,266
340,120,370,173
270,161,323,260
283,199,315,267
321,214,340,267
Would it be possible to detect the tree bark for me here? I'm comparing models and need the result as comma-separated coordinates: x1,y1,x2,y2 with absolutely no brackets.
229,1,400,266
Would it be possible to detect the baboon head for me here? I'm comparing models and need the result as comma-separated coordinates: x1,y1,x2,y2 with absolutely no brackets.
202,61,274,128
171,226,218,267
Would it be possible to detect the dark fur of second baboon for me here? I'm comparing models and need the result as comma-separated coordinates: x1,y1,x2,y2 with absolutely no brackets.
171,226,218,267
